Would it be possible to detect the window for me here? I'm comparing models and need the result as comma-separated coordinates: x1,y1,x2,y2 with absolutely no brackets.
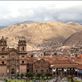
36,70,37,72
54,53,57,55
41,70,44,73
22,61,24,64
2,61,4,65
31,54,33,57
2,56,4,58
11,68,15,74
27,69,29,72
27,63,29,66
47,69,49,72
22,47,24,51
22,55,24,57
2,47,5,51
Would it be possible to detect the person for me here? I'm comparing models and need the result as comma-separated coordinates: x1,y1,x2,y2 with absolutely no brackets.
55,78,58,82
46,80,48,82
52,79,54,82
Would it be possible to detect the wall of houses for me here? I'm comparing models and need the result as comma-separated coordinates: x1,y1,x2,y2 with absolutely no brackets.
33,59,50,74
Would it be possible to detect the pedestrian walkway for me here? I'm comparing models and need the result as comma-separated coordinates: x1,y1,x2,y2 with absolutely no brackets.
48,78,57,82
74,77,82,82
0,80,4,82
48,77,68,82
60,77,68,82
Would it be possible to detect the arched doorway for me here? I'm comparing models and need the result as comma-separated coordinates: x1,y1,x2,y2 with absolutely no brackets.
11,68,16,75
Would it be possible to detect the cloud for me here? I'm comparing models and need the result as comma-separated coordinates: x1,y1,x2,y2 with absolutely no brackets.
0,1,82,26
56,6,82,22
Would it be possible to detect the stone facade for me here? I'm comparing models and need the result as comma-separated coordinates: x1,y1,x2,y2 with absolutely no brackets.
0,36,27,76
33,59,50,74
0,36,50,77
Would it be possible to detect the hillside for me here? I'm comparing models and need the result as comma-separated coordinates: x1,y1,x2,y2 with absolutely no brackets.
63,31,82,47
0,22,82,51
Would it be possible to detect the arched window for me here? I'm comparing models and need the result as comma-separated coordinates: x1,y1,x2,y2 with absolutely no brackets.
22,47,24,51
22,55,24,58
11,68,15,74
22,61,24,64
2,47,5,51
21,46,24,51
27,69,29,72
1,56,4,58
2,61,4,65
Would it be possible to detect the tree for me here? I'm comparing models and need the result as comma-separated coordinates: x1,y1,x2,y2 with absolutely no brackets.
15,73,19,79
70,76,74,82
20,73,24,79
36,73,42,80
26,72,34,79
4,79,8,82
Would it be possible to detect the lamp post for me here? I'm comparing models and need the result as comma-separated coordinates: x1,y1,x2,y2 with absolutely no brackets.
7,69,9,79
52,68,56,77
64,68,67,76
75,69,79,77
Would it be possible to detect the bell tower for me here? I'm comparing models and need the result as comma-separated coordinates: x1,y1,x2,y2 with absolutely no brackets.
18,39,27,53
0,36,7,52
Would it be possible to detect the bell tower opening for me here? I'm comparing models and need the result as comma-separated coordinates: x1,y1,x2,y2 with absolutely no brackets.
18,38,27,52
0,36,7,52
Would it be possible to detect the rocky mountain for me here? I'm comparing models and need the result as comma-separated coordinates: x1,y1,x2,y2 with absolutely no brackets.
0,22,82,51
63,31,82,47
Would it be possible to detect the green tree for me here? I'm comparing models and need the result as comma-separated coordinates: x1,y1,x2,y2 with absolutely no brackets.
20,73,24,79
15,73,19,79
26,72,34,79
36,73,42,80
45,73,52,79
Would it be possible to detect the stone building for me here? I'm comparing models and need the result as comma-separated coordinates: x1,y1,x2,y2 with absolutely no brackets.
33,59,50,74
0,36,27,77
0,36,50,77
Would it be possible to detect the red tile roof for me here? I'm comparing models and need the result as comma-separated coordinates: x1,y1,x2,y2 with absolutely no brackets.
25,55,82,70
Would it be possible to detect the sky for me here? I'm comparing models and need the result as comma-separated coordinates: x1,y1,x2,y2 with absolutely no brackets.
0,1,82,26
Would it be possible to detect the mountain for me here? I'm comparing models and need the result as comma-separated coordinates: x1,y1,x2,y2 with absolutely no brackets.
63,31,82,47
0,22,82,51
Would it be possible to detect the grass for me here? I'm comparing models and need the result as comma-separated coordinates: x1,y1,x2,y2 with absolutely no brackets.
5,79,47,82
5,79,32,82
74,80,81,82
68,79,81,82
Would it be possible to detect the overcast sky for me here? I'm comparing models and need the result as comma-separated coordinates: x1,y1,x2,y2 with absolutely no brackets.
0,1,82,26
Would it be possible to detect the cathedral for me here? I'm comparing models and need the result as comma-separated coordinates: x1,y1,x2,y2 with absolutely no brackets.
0,36,27,76
0,36,50,77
